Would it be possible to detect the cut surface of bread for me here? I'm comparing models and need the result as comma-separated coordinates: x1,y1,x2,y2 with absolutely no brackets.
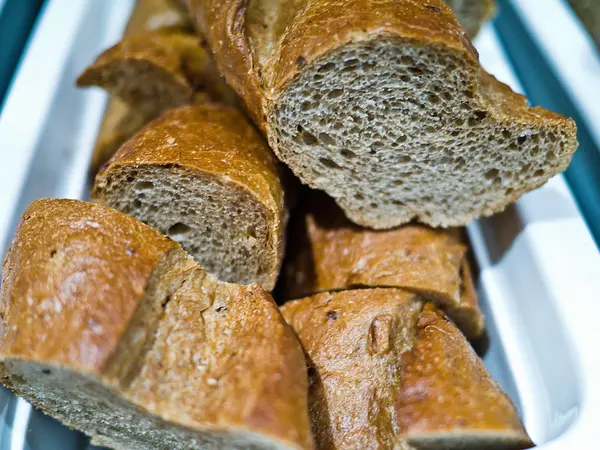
77,29,235,118
284,194,483,338
281,289,533,450
189,0,578,228
1,199,312,450
92,104,287,291
444,0,496,37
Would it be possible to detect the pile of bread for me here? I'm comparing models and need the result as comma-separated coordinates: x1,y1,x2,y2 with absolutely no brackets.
0,0,577,449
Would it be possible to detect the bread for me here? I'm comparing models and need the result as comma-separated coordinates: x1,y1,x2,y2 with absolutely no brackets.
92,103,287,291
77,29,235,118
281,289,533,450
283,194,483,338
568,0,600,49
185,0,577,229
445,0,496,37
87,0,192,175
0,198,312,450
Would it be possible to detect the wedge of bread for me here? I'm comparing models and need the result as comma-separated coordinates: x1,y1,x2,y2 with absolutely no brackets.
0,199,312,450
445,0,496,37
186,0,577,228
87,0,193,175
281,289,533,450
77,29,235,118
92,103,287,291
284,194,483,339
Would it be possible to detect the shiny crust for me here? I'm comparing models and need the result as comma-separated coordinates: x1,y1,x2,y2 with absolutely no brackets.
92,103,287,291
0,198,177,373
185,0,477,126
1,198,313,449
283,195,484,338
396,304,533,448
281,290,531,449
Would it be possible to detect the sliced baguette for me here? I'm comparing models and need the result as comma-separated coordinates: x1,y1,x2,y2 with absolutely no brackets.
187,0,577,228
284,194,483,339
87,0,192,175
92,103,287,291
281,289,533,450
1,199,312,450
445,0,496,37
77,29,235,117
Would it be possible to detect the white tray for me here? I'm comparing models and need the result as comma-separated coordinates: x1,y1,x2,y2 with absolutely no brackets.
0,1,599,449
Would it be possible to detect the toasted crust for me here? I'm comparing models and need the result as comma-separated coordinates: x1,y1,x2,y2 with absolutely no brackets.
0,198,177,373
1,198,312,450
281,290,531,450
396,304,533,449
92,104,286,290
283,195,484,338
185,0,577,229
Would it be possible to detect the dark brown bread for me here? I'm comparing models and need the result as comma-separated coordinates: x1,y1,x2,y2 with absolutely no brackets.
284,195,483,338
0,199,312,450
92,104,287,291
185,0,577,229
281,289,533,450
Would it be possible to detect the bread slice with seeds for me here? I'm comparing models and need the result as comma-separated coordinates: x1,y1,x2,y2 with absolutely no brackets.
92,103,287,291
445,0,496,37
1,198,312,450
186,0,577,228
281,289,532,450
283,194,483,339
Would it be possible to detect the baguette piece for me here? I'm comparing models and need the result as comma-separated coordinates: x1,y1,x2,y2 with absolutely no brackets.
281,289,532,450
92,103,286,291
284,195,483,339
88,0,192,174
77,29,234,117
186,0,577,228
1,199,312,450
445,0,496,37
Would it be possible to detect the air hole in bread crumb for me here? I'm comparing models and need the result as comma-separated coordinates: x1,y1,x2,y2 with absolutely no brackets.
327,89,343,99
133,199,142,208
246,226,257,239
319,133,335,146
167,222,192,239
135,181,154,191
400,56,414,65
341,149,357,159
485,169,499,180
326,310,338,320
517,135,527,145
302,130,318,145
502,130,512,139
534,169,545,177
355,193,364,200
50,250,57,258
42,369,51,375
319,157,341,169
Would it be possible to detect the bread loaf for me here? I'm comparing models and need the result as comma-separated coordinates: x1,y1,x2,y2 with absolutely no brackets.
77,29,235,118
0,199,312,450
87,0,192,174
281,289,533,450
92,103,287,291
186,0,577,228
445,0,495,37
284,194,483,338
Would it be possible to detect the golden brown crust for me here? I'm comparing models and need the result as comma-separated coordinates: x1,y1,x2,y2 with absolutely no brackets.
1,198,312,449
125,0,190,35
281,288,423,450
396,304,533,448
283,195,484,338
0,198,177,373
92,104,287,291
185,0,477,126
282,290,531,450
